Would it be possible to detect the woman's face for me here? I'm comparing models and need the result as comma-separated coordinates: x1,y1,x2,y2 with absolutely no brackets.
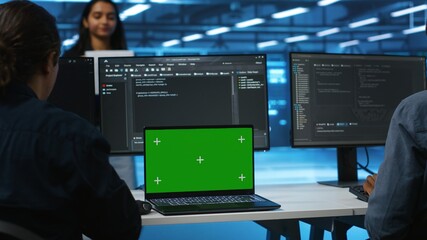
83,1,117,40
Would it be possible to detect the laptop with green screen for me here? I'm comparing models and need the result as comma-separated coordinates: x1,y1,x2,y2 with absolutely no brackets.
144,125,281,215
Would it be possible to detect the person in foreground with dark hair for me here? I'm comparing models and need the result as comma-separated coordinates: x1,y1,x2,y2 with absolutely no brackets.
363,89,427,237
0,1,141,239
63,0,127,57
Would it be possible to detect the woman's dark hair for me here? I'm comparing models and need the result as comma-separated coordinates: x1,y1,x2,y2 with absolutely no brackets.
0,0,60,95
71,0,127,55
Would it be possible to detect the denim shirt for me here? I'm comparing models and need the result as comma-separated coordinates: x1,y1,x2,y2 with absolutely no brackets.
365,90,427,240
0,83,141,240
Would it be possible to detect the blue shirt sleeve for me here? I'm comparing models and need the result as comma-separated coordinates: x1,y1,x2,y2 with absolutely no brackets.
365,91,427,239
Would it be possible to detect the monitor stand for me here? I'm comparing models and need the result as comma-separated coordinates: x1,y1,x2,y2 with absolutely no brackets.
318,147,364,188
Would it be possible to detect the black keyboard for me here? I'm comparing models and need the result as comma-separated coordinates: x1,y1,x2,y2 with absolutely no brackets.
349,185,369,202
151,195,264,206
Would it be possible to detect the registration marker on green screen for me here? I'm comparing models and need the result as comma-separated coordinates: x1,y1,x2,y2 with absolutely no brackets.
145,126,254,194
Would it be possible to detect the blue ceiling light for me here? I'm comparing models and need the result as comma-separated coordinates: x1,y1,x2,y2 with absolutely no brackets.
162,39,180,47
205,27,231,36
391,4,427,17
62,34,79,46
348,17,379,28
257,40,278,49
402,25,426,35
318,0,341,7
123,0,146,2
235,18,265,28
271,7,309,19
367,33,393,42
182,34,203,42
339,40,360,48
268,109,278,116
316,27,340,37
285,35,309,43
120,4,150,21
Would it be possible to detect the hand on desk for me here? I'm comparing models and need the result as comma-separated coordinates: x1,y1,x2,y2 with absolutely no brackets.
363,174,377,196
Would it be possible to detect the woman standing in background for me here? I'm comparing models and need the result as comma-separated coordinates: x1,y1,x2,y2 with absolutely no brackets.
63,0,127,57
63,0,137,189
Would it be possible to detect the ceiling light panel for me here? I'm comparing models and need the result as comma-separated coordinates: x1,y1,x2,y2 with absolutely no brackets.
285,35,309,43
271,7,309,19
391,4,427,17
318,0,341,7
349,17,379,28
339,40,360,48
235,18,265,28
316,27,340,37
205,27,231,36
367,33,393,42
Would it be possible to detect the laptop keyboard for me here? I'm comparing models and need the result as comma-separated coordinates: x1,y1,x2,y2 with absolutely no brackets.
151,195,264,206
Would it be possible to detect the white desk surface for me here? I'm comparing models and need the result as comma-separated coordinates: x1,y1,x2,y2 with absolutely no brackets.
132,183,367,226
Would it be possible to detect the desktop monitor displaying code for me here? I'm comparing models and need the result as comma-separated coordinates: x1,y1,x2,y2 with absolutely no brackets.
290,52,426,186
144,126,254,194
98,54,270,154
290,52,426,147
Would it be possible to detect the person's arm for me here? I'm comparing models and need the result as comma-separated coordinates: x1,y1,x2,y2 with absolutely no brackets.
81,175,142,240
76,131,141,240
365,95,426,240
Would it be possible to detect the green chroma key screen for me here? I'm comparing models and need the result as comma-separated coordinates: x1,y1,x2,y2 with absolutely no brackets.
145,126,254,194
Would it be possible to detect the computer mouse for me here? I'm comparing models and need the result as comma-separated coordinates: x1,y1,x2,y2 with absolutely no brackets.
135,200,152,215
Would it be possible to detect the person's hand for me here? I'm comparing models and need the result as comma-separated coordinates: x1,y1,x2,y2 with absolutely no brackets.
363,174,377,196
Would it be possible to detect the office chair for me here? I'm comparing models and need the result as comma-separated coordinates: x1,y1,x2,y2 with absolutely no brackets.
0,219,44,240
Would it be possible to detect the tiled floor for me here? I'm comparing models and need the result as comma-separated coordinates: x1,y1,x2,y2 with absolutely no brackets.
135,146,384,240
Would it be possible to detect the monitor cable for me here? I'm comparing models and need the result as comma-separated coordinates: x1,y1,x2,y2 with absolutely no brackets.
357,147,376,175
